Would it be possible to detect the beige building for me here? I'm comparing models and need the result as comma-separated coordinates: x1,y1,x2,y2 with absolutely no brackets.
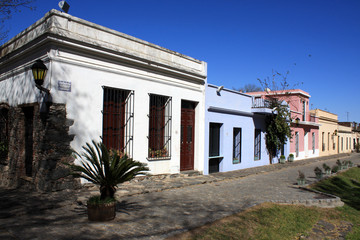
310,109,338,156
337,124,352,154
338,122,359,152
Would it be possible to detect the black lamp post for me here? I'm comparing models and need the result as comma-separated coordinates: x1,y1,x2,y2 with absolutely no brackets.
31,59,50,94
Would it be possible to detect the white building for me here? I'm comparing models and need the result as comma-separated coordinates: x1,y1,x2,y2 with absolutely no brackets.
0,10,207,190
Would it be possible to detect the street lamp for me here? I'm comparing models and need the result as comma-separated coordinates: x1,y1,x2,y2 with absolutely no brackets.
31,59,50,94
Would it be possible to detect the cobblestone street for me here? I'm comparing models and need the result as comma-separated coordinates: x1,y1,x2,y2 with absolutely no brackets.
0,153,359,240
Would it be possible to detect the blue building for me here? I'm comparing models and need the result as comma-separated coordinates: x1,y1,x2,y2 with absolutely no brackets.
204,84,290,175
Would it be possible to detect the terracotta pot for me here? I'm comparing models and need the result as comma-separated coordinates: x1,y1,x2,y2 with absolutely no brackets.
87,201,116,221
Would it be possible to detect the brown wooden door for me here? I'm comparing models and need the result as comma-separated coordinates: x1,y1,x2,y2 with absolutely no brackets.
180,101,196,171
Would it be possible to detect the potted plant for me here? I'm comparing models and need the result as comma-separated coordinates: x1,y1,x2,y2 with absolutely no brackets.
297,170,306,186
288,154,294,162
342,160,348,169
66,140,149,221
348,160,354,168
332,165,339,174
314,167,323,180
322,163,331,175
336,159,343,170
279,155,286,164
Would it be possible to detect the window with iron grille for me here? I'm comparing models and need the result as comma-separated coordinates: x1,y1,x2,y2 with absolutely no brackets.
254,129,261,160
233,128,241,164
102,87,134,158
148,94,172,159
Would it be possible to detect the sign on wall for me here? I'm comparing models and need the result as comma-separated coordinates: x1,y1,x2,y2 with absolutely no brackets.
58,81,71,92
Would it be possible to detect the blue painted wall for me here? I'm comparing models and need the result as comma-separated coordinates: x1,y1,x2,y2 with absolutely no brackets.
204,84,289,175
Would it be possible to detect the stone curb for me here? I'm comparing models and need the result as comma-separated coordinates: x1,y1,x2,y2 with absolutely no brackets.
269,186,344,208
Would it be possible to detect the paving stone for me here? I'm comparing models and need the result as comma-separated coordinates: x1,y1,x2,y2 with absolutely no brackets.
0,153,358,239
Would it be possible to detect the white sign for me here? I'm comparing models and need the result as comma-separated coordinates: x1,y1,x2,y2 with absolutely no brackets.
58,81,71,92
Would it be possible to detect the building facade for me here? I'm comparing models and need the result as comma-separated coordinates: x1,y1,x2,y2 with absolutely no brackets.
204,85,288,174
337,122,354,154
0,10,207,190
310,109,339,156
248,89,320,161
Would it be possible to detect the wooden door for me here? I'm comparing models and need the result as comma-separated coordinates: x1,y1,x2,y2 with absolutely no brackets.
180,101,196,171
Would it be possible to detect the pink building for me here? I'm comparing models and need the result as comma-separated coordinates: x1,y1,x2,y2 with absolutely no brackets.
248,89,320,160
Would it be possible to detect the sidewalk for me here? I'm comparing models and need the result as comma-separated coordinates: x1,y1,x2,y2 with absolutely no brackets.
0,153,359,240
84,152,354,200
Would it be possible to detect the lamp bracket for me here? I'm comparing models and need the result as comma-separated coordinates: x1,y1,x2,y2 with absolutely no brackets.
36,84,50,95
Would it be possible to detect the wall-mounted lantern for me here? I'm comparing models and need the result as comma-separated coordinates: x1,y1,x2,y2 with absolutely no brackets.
31,59,50,94
333,130,338,136
295,117,300,125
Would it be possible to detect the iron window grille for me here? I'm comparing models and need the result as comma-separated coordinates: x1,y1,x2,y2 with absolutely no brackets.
233,128,241,164
102,86,134,158
148,94,172,159
254,129,261,160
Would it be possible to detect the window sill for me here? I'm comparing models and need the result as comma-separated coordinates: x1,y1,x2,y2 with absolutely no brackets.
147,157,171,161
209,156,224,159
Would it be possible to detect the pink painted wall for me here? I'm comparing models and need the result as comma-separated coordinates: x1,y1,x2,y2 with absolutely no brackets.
248,89,319,158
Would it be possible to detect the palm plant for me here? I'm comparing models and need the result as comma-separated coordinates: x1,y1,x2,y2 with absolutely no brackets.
67,140,149,200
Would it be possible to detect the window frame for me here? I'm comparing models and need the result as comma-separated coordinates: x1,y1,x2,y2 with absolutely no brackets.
232,128,241,164
148,94,172,159
102,86,134,158
209,123,222,158
254,129,261,160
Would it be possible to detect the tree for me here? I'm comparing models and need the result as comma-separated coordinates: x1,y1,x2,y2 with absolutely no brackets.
0,0,35,43
257,70,295,162
234,83,262,93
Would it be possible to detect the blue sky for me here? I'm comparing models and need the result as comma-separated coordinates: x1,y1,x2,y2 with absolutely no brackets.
3,0,360,122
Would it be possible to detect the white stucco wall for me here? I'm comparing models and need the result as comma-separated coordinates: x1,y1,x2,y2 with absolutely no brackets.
0,10,207,176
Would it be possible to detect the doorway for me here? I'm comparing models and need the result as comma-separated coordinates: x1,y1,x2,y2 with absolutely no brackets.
180,101,196,171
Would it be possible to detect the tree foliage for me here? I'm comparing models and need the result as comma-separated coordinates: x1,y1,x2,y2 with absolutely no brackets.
0,0,35,42
265,99,292,159
235,83,262,93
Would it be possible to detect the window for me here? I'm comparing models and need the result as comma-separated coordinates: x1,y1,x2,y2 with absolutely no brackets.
148,94,172,159
209,123,221,157
332,135,335,150
328,132,330,151
322,132,325,151
102,87,134,157
254,129,261,160
295,132,299,157
209,123,222,173
312,132,315,154
341,137,343,151
302,101,306,121
233,128,241,164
